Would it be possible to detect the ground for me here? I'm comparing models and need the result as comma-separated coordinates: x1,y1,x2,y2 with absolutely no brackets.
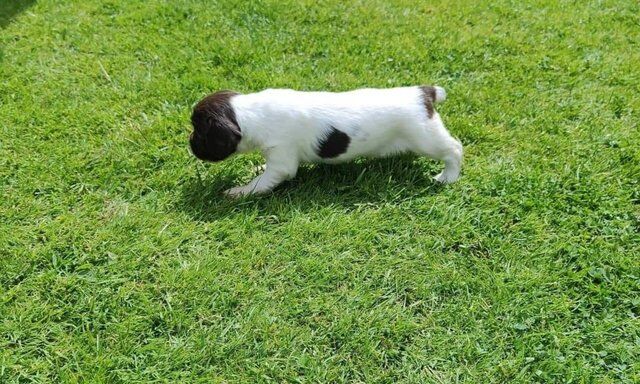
1,0,639,383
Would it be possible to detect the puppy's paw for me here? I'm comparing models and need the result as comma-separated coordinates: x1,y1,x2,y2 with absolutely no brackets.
252,164,267,174
434,172,458,184
224,186,251,198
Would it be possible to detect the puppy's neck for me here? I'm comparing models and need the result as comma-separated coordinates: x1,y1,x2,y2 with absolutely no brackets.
230,94,269,154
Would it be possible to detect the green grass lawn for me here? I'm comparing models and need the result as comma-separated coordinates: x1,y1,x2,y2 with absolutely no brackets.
1,0,639,382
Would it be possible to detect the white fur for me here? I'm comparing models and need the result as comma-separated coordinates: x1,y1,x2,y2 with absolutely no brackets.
224,86,462,197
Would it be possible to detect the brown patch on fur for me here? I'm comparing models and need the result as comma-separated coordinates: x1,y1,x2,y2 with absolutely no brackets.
419,85,437,119
317,126,351,158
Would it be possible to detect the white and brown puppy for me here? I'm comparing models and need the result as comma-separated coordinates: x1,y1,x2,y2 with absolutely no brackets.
189,86,462,197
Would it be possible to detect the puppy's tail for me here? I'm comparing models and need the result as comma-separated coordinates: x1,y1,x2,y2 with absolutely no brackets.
420,85,446,104
433,86,446,103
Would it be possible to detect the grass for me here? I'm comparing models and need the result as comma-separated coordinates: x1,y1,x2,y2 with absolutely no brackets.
1,0,639,382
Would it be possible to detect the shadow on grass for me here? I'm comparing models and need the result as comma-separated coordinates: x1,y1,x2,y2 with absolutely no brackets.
178,155,446,221
0,0,35,29
0,0,36,62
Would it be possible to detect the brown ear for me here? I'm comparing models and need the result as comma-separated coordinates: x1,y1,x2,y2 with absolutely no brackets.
192,90,241,135
225,117,242,139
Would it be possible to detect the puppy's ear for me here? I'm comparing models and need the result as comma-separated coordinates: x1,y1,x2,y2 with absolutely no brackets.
223,117,242,139
192,90,240,131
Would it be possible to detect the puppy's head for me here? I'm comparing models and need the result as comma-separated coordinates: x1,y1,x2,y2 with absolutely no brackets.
190,91,241,162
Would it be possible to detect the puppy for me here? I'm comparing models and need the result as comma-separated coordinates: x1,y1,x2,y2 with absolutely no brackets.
189,86,462,197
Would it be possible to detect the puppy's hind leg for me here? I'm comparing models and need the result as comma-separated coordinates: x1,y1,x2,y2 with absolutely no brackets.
410,118,463,184
433,139,463,184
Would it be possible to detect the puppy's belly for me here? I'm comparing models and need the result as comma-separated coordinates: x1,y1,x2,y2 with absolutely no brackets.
314,138,412,164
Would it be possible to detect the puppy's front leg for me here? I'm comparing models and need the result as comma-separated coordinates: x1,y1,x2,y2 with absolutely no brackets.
225,150,298,197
